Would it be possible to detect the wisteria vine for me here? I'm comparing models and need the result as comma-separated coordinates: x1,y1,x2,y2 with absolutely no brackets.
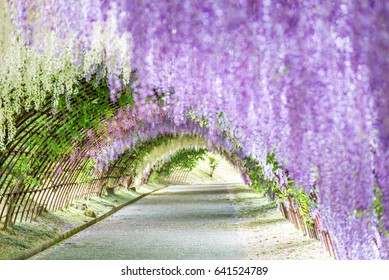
0,0,388,259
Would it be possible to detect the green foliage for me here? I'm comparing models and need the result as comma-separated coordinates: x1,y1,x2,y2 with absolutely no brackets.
107,135,172,179
76,158,95,184
373,186,384,220
185,109,208,127
207,154,219,177
354,186,386,233
159,148,207,177
117,86,135,108
244,155,279,196
266,152,280,172
287,185,315,228
0,79,135,201
148,171,160,184
241,152,315,229
372,186,385,232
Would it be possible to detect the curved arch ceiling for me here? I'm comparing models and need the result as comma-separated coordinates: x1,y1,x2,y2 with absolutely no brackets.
0,0,388,259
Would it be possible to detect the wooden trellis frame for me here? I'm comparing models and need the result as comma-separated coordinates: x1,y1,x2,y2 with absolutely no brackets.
0,83,125,228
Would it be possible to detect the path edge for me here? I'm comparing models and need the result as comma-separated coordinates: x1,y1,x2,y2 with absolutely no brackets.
12,186,166,260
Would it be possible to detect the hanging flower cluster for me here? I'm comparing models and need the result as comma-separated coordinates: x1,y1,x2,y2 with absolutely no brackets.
121,0,387,259
0,0,132,148
2,0,389,259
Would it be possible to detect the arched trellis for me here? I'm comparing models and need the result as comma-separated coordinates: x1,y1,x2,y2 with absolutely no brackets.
0,72,209,228
0,79,336,258
97,134,208,193
0,81,124,226
0,78,207,227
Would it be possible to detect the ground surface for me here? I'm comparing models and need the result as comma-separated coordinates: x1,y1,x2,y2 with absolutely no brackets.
31,183,331,260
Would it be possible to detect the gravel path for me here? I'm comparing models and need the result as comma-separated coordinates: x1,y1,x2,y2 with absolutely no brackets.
31,183,331,260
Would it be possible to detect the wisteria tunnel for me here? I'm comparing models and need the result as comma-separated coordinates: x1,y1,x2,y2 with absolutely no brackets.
0,0,388,260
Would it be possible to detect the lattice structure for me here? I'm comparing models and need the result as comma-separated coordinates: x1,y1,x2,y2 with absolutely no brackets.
0,82,135,227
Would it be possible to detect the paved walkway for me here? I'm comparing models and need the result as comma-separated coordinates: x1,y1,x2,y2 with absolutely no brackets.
31,183,331,260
